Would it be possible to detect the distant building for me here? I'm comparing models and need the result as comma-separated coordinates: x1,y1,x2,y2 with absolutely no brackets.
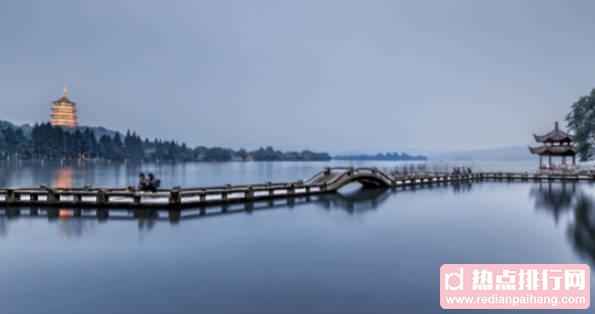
529,122,576,169
50,86,78,128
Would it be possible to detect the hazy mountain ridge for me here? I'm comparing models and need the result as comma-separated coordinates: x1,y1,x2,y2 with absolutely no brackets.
0,120,32,135
430,146,535,161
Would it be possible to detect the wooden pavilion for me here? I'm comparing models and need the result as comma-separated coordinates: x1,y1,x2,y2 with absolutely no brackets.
529,122,576,170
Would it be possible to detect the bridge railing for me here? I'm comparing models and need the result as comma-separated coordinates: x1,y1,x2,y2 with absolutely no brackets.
0,180,331,207
353,167,395,183
304,168,334,185
308,167,395,188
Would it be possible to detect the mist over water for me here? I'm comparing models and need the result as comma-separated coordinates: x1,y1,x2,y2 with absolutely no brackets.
0,161,593,314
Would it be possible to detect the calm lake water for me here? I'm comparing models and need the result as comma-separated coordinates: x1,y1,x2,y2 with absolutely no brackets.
1,160,594,314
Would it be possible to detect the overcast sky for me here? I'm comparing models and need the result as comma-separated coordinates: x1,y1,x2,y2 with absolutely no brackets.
2,0,595,154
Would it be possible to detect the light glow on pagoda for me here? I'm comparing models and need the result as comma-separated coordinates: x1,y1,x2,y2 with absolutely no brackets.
50,86,78,128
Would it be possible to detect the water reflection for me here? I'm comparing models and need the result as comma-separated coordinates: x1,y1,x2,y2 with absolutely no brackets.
53,167,73,188
530,181,577,224
569,194,595,265
0,215,6,236
0,183,467,236
58,213,96,237
9,178,595,269
318,187,389,213
134,209,159,230
451,181,473,194
528,181,595,267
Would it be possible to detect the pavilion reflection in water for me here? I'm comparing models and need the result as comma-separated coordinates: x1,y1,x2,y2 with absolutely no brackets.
529,181,595,266
530,181,577,224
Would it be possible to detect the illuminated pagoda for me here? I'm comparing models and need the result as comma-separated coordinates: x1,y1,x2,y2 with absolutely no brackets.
50,86,78,128
529,122,576,170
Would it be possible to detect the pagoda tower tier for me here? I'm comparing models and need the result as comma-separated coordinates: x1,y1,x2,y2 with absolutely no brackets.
50,86,78,128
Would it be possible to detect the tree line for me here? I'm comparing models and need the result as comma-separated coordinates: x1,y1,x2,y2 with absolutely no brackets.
0,122,331,162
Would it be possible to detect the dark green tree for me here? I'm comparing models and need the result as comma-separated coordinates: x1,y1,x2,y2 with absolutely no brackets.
124,130,144,160
566,88,595,161
0,120,332,162
98,135,113,159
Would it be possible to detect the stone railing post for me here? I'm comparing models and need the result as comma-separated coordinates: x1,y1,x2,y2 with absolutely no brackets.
97,190,108,205
245,187,254,199
5,189,16,203
133,193,142,205
169,188,181,206
46,189,58,203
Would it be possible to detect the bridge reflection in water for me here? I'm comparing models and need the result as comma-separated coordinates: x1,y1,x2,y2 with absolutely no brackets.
0,188,393,223
0,180,467,233
3,180,595,270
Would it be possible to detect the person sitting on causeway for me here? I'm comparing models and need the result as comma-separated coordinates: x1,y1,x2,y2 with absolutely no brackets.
137,172,148,191
147,173,161,192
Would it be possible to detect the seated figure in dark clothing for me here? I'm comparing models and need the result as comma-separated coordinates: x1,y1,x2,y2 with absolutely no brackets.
137,172,149,191
147,173,161,192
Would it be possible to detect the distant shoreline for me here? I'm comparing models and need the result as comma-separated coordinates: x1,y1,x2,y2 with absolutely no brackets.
1,119,429,163
0,158,426,164
334,152,427,161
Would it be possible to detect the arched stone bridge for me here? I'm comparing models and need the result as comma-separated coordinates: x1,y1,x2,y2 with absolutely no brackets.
305,167,393,191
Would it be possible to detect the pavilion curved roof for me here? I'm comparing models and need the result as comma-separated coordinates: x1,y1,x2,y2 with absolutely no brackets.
533,122,573,143
528,145,576,156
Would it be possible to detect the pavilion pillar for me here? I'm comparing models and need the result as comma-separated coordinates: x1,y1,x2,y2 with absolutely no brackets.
572,155,576,166
562,156,566,166
539,155,543,169
548,155,552,169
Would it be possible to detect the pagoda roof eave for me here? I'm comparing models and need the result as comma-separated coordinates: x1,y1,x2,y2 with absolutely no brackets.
52,96,76,105
533,122,574,143
529,145,576,156
533,133,574,143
